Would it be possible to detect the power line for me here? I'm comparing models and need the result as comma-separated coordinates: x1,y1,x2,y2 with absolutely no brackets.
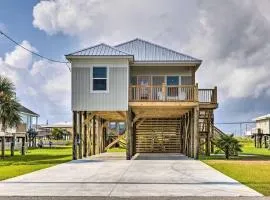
215,121,255,124
0,30,70,71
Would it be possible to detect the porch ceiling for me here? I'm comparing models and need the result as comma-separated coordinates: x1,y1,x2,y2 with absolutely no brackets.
94,111,126,121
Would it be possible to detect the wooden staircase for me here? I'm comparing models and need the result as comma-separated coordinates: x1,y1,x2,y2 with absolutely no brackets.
198,108,226,154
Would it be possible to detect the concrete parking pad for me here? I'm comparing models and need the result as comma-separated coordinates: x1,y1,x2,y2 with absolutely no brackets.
0,153,262,197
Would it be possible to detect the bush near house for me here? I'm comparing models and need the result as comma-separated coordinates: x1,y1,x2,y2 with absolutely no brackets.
215,134,242,159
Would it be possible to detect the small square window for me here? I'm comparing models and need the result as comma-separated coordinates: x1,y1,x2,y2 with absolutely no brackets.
92,67,108,92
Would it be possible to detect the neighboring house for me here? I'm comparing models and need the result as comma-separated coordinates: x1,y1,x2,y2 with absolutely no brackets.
0,105,39,151
252,114,270,134
37,123,73,140
66,38,219,160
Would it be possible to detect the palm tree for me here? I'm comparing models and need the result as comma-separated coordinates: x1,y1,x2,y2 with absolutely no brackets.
215,134,242,159
0,76,21,158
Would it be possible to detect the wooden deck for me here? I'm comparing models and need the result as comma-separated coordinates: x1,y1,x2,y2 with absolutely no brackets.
129,85,218,112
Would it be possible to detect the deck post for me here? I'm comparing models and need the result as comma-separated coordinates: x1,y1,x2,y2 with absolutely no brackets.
83,111,87,157
194,106,199,159
10,134,15,156
190,110,194,158
126,107,132,160
93,116,96,155
179,117,183,153
21,137,25,155
78,112,83,159
88,115,92,156
205,110,211,156
72,111,78,160
1,136,5,158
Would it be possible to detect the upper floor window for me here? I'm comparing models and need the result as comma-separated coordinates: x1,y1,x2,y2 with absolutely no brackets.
92,67,108,92
167,76,179,86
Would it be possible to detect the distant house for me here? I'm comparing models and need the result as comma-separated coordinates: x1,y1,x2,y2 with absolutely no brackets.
37,123,73,140
252,114,270,134
0,105,39,151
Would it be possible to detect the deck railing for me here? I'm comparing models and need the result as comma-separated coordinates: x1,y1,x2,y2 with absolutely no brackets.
129,85,217,104
198,87,217,104
129,84,197,102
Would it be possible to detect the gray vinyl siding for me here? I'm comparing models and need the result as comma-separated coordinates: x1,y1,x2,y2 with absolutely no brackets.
72,60,128,111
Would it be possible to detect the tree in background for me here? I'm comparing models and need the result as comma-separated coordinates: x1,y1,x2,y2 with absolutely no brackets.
52,128,70,140
0,76,21,157
216,134,242,159
27,128,38,147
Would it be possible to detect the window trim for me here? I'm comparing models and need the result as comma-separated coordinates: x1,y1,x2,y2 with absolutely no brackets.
90,66,109,93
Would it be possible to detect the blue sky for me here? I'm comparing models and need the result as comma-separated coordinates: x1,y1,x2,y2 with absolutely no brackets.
1,0,270,135
0,0,75,60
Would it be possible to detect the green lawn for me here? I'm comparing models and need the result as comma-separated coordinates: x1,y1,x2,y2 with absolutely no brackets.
0,146,72,181
201,138,270,195
106,147,126,152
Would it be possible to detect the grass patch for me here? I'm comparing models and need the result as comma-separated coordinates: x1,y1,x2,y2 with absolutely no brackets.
106,147,126,152
201,138,270,195
0,146,72,181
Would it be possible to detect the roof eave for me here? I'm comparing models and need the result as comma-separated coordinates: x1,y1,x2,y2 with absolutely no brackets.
20,111,40,117
65,55,134,61
132,60,202,67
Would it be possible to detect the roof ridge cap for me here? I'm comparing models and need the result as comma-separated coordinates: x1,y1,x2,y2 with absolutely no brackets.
67,43,132,56
101,43,132,55
66,43,104,56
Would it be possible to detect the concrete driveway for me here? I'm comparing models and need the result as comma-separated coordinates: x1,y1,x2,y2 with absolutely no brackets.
0,153,262,197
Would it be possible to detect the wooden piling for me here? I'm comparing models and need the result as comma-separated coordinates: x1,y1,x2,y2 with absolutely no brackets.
72,111,78,160
1,136,5,158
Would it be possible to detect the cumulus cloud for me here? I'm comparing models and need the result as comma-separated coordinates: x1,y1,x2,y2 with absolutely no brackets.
0,41,71,124
32,0,198,46
183,0,270,101
30,0,270,124
5,40,36,69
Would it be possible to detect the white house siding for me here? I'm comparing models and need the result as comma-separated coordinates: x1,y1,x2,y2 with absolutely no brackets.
71,59,129,111
256,119,270,134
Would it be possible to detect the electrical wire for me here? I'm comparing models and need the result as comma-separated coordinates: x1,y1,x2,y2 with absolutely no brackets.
0,30,70,71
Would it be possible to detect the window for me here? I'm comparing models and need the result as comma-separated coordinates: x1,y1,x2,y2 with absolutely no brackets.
167,76,179,85
92,67,108,92
181,76,192,85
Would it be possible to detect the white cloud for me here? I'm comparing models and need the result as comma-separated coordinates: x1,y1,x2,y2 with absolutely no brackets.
32,0,198,46
32,0,270,100
0,41,71,124
183,0,270,100
5,40,36,69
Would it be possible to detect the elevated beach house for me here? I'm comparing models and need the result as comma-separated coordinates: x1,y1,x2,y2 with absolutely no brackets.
66,38,218,160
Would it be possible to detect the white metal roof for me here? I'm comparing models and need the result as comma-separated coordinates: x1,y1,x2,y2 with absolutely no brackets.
115,38,201,62
66,43,132,56
66,38,201,63
252,114,270,121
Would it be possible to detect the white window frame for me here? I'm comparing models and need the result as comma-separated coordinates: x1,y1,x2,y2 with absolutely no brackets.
90,66,109,93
